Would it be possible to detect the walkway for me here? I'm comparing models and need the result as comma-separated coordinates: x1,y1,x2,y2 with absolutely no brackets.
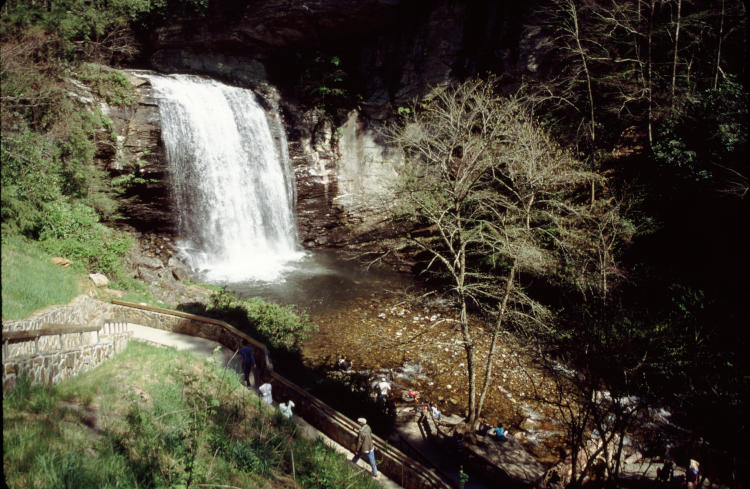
127,323,403,489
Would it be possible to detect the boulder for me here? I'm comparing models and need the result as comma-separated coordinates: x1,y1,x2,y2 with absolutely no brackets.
89,273,109,287
51,257,73,267
167,255,186,268
135,255,164,269
172,266,190,282
136,266,158,283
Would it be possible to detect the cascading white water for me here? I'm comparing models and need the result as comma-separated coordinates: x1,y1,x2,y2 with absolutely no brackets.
146,74,304,282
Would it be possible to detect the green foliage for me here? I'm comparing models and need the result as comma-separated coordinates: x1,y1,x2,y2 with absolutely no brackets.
1,235,85,320
1,130,64,235
2,6,132,295
207,289,318,352
75,63,138,106
294,50,355,121
653,76,748,187
1,0,150,64
36,452,104,489
37,200,132,277
228,438,278,476
397,106,411,116
2,85,122,235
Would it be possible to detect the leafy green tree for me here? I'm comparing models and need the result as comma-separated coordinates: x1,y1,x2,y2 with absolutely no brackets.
653,76,748,196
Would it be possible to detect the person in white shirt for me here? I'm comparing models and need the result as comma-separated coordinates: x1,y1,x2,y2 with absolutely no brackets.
279,400,295,418
375,377,391,408
259,381,273,405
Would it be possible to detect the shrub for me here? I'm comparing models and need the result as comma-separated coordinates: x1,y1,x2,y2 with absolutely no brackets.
75,63,138,106
38,200,132,277
208,289,318,352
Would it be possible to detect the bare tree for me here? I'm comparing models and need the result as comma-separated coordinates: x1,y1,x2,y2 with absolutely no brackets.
388,79,608,426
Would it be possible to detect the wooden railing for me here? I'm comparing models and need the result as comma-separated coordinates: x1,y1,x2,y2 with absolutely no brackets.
110,299,455,489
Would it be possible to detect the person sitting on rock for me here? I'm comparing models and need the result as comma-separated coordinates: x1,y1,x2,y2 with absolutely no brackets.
487,423,508,441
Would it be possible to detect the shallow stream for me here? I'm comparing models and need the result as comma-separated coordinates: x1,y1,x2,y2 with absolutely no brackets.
220,250,566,467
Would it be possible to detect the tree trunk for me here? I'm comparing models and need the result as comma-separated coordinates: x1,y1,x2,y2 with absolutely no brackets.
714,0,725,89
647,0,656,145
568,0,597,142
671,0,683,110
455,203,478,426
461,296,477,425
475,264,516,424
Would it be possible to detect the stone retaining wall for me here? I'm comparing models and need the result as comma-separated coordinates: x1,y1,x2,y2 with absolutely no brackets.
2,295,111,357
2,329,131,391
2,296,132,391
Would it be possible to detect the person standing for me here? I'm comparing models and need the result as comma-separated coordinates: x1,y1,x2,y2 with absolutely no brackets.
259,380,273,406
686,459,700,489
375,377,391,408
352,417,378,479
238,346,257,387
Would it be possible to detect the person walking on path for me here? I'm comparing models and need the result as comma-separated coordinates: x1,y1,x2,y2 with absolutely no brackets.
238,346,257,387
352,417,378,479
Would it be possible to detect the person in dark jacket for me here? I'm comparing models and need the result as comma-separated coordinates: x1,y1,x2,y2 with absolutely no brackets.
238,346,256,387
351,417,378,478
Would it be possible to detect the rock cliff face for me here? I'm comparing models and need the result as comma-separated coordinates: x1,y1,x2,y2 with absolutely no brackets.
287,107,404,248
119,0,547,250
147,1,542,115
98,72,174,235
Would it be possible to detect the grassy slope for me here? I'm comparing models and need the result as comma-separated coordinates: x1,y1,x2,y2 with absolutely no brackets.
3,341,380,489
1,235,87,321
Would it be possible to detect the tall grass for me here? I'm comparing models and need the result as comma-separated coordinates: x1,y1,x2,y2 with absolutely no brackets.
3,341,382,489
1,235,85,320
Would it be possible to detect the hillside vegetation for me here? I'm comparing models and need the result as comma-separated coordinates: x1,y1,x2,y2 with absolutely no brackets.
3,341,380,489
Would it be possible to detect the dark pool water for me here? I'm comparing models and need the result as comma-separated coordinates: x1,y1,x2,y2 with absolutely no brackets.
222,249,412,315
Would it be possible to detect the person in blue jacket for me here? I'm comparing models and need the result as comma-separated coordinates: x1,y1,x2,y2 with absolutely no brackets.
238,345,256,387
487,423,508,441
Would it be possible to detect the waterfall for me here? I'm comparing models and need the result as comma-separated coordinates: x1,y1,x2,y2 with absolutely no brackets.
146,74,304,282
